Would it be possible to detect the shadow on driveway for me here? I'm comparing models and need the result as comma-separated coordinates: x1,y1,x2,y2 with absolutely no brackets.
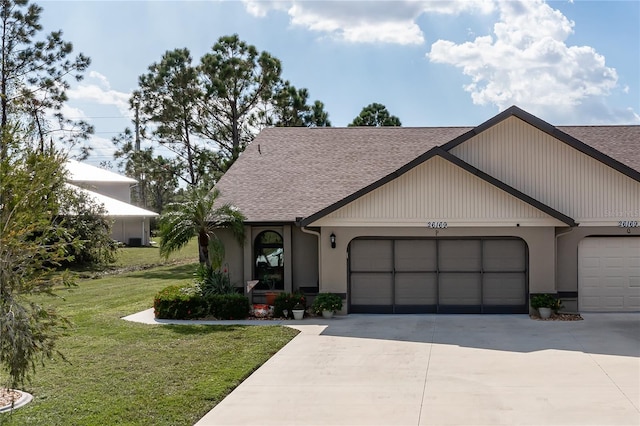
315,313,640,358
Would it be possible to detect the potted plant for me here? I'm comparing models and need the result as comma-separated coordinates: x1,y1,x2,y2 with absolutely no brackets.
530,294,562,319
292,303,305,320
274,291,306,318
262,275,279,306
312,293,343,319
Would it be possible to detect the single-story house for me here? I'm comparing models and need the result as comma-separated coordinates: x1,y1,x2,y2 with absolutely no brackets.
215,106,640,314
66,160,158,246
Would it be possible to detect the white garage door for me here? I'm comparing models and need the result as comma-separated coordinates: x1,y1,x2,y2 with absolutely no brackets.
578,237,640,312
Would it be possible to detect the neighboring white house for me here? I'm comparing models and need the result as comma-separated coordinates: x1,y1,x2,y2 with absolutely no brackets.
66,160,158,246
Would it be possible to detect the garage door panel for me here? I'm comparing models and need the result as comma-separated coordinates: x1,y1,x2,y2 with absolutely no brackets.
395,240,437,271
483,273,526,305
483,240,526,272
581,257,600,269
579,237,640,312
395,273,437,305
350,240,392,272
439,273,481,305
439,240,481,272
351,273,392,305
627,296,640,310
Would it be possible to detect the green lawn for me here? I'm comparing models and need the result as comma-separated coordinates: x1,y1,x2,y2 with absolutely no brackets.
70,238,200,280
1,261,298,425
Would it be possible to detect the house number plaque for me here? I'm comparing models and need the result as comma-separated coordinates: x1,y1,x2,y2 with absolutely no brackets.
427,221,448,229
618,221,639,228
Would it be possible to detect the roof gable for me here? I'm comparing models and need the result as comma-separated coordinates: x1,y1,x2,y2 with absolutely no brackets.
301,148,574,227
449,115,639,224
442,106,640,182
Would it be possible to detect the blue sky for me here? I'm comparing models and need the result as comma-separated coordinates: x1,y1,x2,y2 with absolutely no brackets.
40,0,639,166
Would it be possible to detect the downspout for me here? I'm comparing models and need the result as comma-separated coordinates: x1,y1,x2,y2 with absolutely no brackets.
298,219,322,290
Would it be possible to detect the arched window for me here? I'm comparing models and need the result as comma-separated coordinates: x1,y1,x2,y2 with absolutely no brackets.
254,231,284,290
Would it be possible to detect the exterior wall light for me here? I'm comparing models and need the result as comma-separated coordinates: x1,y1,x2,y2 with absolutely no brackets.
330,232,336,249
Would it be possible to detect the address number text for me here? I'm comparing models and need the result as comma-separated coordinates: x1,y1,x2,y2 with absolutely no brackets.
427,221,448,229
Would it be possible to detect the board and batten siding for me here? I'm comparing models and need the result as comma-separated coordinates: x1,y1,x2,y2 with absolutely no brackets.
311,156,565,227
450,117,640,224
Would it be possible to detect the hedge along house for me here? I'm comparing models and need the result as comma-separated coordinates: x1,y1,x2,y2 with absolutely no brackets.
215,106,640,314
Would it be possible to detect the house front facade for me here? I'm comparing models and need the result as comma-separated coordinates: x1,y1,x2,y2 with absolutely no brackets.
215,106,640,314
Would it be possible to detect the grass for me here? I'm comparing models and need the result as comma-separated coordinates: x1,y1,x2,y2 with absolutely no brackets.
69,238,199,279
1,260,298,425
111,238,200,269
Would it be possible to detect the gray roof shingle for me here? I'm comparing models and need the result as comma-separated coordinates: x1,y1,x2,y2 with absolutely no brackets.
215,127,470,222
558,126,640,172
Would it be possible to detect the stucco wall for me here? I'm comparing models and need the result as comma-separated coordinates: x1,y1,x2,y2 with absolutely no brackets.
217,228,246,290
292,227,319,289
319,226,556,298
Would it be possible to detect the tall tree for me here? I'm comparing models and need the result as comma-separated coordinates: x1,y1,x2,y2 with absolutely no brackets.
135,49,207,186
271,81,331,127
198,34,282,168
0,130,113,388
307,100,332,127
158,186,245,268
0,0,92,159
112,127,179,213
349,103,401,127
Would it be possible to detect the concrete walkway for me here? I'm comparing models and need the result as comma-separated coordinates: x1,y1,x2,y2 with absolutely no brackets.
124,311,640,425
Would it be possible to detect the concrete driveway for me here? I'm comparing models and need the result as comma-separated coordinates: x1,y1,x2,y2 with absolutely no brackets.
190,313,639,426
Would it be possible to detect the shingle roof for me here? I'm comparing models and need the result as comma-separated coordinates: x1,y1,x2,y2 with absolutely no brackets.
215,127,470,222
558,126,640,172
215,121,639,223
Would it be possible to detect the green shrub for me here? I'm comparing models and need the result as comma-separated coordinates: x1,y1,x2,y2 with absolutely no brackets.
207,294,250,320
311,293,343,314
194,264,236,296
530,293,563,312
154,285,208,319
273,292,306,318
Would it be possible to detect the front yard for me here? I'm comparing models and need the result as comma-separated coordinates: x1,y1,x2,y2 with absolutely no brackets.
1,256,298,425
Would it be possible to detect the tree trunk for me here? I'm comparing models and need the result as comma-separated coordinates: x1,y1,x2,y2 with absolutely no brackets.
198,230,210,267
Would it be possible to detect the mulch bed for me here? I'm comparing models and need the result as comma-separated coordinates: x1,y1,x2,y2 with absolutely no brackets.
530,313,583,321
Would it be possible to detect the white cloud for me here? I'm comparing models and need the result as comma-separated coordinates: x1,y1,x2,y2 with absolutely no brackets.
427,0,635,123
88,70,112,90
243,0,289,17
67,72,131,116
243,0,495,45
58,103,87,121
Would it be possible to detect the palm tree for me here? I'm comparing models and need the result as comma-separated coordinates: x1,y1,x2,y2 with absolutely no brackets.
158,186,245,267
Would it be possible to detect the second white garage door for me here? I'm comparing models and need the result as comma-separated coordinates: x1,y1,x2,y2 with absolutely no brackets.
578,237,640,312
